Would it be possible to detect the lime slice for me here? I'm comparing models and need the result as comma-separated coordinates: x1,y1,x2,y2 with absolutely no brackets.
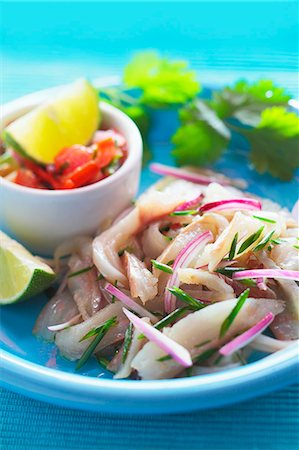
0,231,56,305
3,78,100,164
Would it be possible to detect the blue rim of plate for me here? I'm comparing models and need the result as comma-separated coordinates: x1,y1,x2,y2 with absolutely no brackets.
1,344,298,413
1,79,299,414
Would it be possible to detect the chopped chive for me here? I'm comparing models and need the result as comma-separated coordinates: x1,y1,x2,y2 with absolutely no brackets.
151,260,173,274
167,287,207,310
253,230,276,252
138,307,188,340
131,199,136,205
111,280,118,303
164,236,173,241
68,265,94,278
237,226,264,254
185,367,193,377
118,246,133,257
235,351,247,365
170,209,198,216
240,278,257,287
97,356,110,369
195,339,212,348
228,233,238,260
155,307,188,330
157,355,172,362
253,215,276,224
219,289,250,338
167,260,175,266
122,322,133,364
271,238,283,245
96,273,104,281
267,245,272,251
193,348,218,364
76,317,117,370
294,245,299,250
214,354,224,365
215,266,245,277
160,225,170,232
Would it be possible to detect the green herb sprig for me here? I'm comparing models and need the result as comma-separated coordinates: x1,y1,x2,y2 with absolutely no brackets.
167,286,207,310
219,289,250,338
76,317,117,370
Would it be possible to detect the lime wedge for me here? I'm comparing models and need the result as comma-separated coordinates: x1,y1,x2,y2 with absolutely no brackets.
3,78,100,164
0,231,56,305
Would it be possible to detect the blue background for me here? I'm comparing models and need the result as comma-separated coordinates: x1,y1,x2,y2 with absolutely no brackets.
1,1,298,449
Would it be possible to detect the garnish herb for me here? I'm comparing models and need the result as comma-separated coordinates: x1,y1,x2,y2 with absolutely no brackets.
99,51,298,181
240,279,257,287
294,245,299,250
271,238,284,245
138,307,189,340
164,236,173,242
195,339,212,348
157,355,172,362
111,280,118,303
170,209,198,216
215,266,245,276
76,317,117,370
118,246,133,257
160,225,170,233
237,226,264,254
228,233,238,260
253,230,276,252
235,351,247,366
96,273,104,281
193,348,218,364
167,287,207,310
167,260,175,266
122,322,133,363
252,215,276,224
68,265,94,278
219,289,250,338
97,356,109,369
151,260,174,274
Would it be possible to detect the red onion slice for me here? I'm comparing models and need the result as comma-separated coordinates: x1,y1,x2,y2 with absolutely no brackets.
164,230,213,313
104,283,158,323
123,308,192,368
219,312,275,356
199,198,261,214
233,269,299,282
150,163,229,186
174,194,204,212
47,314,82,332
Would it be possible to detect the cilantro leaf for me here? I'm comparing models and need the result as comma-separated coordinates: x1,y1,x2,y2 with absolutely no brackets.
172,100,230,165
212,79,291,126
124,51,200,107
246,107,299,180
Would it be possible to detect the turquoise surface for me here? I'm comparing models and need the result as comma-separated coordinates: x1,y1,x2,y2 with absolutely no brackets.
1,0,299,448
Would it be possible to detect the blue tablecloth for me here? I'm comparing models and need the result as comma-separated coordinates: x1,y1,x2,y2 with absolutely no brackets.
1,2,298,449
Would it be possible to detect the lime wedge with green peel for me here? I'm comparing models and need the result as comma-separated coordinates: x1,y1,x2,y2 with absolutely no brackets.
0,231,56,305
3,78,100,164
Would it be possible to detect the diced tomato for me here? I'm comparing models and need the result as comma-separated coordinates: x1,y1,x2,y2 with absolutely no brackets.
54,145,92,175
14,169,43,189
23,159,61,189
92,129,126,147
60,161,100,189
93,138,118,169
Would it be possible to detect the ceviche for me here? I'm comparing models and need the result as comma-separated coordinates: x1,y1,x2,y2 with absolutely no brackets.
34,164,299,380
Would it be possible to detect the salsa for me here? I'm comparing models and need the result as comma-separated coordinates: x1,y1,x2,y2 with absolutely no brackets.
1,129,127,190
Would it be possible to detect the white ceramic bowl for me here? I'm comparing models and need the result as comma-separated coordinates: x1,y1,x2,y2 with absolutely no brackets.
0,87,142,255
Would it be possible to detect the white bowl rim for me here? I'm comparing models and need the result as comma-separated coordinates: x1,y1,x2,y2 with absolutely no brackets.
0,81,142,196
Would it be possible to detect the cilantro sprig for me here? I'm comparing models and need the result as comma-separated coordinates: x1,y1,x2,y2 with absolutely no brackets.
172,81,298,181
99,51,298,181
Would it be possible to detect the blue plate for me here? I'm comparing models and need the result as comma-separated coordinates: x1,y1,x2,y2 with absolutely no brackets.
1,85,298,414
